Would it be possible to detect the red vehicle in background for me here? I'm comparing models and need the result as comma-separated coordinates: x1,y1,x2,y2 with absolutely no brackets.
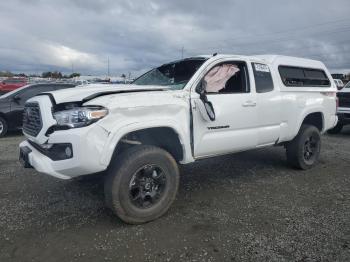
0,78,28,94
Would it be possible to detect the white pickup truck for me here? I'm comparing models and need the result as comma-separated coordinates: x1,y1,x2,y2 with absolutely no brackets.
328,80,350,134
19,54,337,224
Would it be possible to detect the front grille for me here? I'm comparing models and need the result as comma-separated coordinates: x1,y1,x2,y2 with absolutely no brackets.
23,102,43,137
338,93,350,108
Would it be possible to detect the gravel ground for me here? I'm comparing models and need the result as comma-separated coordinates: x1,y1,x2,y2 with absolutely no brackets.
0,130,349,262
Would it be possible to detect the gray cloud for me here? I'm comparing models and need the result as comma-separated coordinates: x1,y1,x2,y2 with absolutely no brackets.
0,0,349,77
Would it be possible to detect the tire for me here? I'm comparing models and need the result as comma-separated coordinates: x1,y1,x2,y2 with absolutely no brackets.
286,124,321,170
0,117,8,138
327,122,343,134
104,145,180,224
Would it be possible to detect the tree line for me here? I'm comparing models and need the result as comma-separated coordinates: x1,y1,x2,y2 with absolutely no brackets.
0,71,81,78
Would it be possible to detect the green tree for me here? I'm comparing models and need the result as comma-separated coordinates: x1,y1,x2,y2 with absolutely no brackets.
42,71,63,78
51,71,62,78
42,71,52,78
69,72,81,78
0,71,14,77
15,73,27,77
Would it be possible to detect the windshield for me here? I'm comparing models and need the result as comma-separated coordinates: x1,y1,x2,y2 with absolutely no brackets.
344,81,350,88
0,84,31,98
133,58,207,89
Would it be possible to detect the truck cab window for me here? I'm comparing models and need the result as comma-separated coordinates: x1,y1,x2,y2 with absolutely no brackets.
252,63,274,93
204,62,249,94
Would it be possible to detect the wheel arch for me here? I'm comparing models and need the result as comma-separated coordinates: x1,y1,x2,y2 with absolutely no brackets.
296,111,324,136
100,121,193,167
0,112,8,121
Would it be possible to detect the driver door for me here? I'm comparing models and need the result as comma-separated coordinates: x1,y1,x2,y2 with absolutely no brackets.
191,61,258,158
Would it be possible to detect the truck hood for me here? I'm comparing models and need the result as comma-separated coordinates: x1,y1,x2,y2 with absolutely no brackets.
339,88,350,94
42,83,170,104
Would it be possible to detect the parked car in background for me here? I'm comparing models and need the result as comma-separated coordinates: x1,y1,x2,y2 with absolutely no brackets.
19,55,337,224
0,77,28,94
328,81,350,134
334,79,344,90
0,83,76,137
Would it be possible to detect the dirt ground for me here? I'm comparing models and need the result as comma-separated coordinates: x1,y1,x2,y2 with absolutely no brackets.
0,129,349,262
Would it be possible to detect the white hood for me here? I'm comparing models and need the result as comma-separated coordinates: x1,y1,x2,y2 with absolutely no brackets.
43,83,169,104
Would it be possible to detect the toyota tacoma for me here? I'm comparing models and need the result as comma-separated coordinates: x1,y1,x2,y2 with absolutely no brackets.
19,54,338,224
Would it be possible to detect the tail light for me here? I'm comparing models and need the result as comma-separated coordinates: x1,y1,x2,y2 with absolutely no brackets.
336,96,339,110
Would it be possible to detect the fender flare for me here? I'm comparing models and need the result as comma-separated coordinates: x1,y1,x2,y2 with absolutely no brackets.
99,119,194,166
294,108,325,136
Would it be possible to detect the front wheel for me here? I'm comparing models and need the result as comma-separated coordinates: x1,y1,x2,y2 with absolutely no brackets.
0,117,8,138
286,124,321,170
104,145,180,224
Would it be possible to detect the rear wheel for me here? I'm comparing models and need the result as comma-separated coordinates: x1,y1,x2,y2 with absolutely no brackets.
0,117,8,138
105,145,179,224
327,122,343,134
286,124,321,170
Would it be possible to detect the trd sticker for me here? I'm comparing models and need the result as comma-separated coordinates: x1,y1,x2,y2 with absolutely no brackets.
208,125,230,130
254,63,270,72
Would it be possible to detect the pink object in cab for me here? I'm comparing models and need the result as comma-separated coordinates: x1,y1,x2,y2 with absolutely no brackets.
204,64,240,93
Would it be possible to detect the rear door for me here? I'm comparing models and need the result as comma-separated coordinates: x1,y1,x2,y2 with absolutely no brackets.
192,60,258,158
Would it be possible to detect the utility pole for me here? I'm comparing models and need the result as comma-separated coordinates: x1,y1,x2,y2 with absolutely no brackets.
107,57,110,77
181,46,184,59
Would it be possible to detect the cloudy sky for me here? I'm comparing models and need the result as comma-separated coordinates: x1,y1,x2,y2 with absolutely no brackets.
0,0,349,77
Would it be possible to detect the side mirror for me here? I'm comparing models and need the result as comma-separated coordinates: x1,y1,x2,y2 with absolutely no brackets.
195,80,215,121
11,95,21,103
195,80,205,95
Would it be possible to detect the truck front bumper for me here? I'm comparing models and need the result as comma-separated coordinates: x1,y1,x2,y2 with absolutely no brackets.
19,124,110,180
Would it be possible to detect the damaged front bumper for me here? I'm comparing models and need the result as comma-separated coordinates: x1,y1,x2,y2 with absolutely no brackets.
19,123,110,180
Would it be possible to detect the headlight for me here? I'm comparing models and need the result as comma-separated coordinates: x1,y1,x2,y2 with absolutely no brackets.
53,106,108,128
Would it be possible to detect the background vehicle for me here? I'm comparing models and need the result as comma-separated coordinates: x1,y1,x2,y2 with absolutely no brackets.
328,81,350,134
19,55,337,224
334,79,344,90
0,83,76,137
0,77,28,94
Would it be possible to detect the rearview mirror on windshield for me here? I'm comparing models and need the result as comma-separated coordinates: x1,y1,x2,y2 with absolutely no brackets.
12,95,21,103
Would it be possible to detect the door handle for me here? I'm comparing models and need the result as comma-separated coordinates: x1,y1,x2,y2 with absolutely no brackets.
242,101,257,107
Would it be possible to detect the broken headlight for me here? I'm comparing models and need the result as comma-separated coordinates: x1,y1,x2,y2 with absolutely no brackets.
53,106,108,128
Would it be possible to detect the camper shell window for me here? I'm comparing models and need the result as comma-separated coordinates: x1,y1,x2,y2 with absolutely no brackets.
279,66,330,87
